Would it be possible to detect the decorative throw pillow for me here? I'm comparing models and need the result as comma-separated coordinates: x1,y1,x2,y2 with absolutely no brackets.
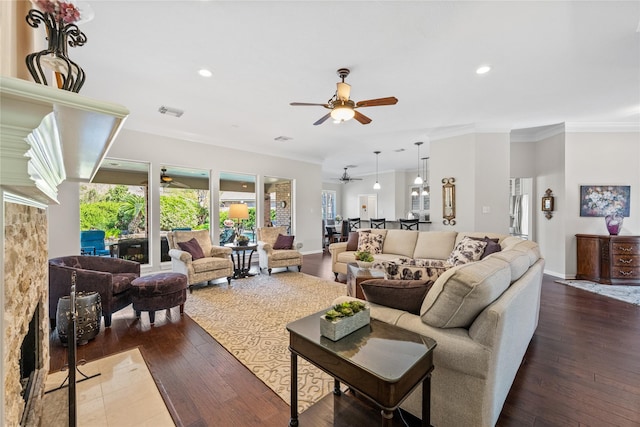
273,234,295,250
469,236,502,259
383,258,450,281
357,232,384,254
446,237,487,266
346,231,360,251
177,238,205,260
360,279,434,315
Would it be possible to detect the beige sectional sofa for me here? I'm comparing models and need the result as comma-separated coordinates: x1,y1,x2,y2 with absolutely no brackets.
329,230,544,426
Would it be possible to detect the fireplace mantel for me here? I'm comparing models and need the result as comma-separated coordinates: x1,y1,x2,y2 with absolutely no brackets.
0,76,129,204
1,77,128,425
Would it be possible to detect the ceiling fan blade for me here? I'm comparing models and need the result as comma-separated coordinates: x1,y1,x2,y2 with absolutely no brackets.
290,102,330,108
355,97,398,108
353,110,372,125
172,181,189,189
336,82,351,101
313,113,331,126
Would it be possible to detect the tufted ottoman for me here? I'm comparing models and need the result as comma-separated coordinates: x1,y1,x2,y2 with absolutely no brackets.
131,272,187,324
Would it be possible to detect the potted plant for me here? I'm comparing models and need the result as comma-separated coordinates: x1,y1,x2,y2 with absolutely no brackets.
354,250,374,269
236,235,250,246
320,301,370,341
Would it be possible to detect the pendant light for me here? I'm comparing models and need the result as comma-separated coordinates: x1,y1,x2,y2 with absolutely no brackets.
373,151,381,190
421,157,430,196
413,142,423,185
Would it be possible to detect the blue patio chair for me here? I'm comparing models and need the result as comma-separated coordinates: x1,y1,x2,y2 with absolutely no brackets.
80,230,111,256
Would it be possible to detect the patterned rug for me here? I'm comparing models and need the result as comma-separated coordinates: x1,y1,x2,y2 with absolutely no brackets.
556,279,640,306
184,271,347,412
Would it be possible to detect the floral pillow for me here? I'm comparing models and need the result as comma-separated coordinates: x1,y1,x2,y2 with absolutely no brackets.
383,257,450,281
357,232,384,254
446,237,487,266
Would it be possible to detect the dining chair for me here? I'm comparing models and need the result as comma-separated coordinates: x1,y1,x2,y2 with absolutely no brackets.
370,218,386,229
347,218,361,231
399,218,419,230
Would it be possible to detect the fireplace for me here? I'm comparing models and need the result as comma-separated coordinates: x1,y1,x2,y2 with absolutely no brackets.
3,199,50,426
19,304,46,426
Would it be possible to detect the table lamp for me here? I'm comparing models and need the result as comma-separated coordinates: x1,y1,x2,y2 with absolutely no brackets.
228,203,249,237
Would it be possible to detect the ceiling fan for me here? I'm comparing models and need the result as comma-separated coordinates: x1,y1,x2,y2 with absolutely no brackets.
290,68,398,125
160,168,188,188
336,166,363,184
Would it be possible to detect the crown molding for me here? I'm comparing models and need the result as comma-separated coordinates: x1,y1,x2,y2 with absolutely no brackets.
564,122,640,133
510,123,566,143
1,77,129,204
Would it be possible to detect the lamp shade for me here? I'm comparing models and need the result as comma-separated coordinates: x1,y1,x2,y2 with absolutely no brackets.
330,105,355,122
228,203,249,220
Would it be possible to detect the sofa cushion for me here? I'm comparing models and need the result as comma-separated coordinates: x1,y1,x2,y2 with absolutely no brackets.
192,256,231,273
358,232,384,254
360,279,434,315
412,231,458,260
489,250,532,282
382,230,419,258
273,234,294,249
383,258,450,282
421,257,511,328
446,237,487,266
178,238,205,260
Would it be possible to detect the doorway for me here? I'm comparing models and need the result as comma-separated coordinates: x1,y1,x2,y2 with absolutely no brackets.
358,194,378,220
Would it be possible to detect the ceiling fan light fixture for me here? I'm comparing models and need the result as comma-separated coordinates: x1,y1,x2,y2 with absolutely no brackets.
330,103,355,122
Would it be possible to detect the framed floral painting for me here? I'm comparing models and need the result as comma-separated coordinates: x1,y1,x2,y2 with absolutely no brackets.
580,185,630,217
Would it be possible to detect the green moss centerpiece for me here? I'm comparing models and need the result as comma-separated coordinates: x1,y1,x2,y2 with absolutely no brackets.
320,301,370,341
354,250,374,269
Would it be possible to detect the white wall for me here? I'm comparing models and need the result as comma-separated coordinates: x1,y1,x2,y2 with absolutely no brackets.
48,129,324,272
474,133,510,233
429,132,510,233
534,132,566,277
564,131,640,277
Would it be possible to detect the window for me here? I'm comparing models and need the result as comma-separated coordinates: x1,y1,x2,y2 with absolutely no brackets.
159,165,210,261
220,172,256,244
81,159,150,263
322,190,337,220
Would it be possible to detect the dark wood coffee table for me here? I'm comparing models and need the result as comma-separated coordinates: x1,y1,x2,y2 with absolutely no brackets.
287,310,436,427
346,262,385,299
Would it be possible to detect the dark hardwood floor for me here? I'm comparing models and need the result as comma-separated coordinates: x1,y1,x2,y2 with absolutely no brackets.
49,252,640,426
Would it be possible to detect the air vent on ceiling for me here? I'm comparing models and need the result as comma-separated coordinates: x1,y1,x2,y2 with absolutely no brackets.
158,106,184,118
274,136,293,141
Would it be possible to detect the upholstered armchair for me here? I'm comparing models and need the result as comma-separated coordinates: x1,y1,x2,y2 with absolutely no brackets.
256,226,303,275
49,255,141,327
167,230,233,291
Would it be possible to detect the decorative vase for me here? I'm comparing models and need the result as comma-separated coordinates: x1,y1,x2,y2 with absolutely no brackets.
56,291,102,346
25,8,87,92
356,261,373,269
605,214,623,235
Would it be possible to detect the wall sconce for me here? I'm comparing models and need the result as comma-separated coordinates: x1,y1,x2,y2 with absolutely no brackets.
541,188,554,220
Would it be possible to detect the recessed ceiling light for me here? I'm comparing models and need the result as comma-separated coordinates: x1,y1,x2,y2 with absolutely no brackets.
198,68,212,77
476,65,491,75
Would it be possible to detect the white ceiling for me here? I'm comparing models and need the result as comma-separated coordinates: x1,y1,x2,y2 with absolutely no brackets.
66,1,639,181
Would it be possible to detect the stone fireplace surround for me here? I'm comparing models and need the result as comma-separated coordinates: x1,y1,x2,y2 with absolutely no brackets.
0,77,128,425
3,200,49,426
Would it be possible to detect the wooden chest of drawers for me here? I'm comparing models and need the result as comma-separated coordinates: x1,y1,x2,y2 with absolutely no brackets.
576,234,640,285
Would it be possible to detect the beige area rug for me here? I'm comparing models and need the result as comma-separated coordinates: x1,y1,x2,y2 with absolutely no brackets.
184,271,347,412
556,279,640,306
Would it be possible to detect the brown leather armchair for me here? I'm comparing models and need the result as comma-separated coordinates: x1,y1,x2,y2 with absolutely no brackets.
49,255,140,328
